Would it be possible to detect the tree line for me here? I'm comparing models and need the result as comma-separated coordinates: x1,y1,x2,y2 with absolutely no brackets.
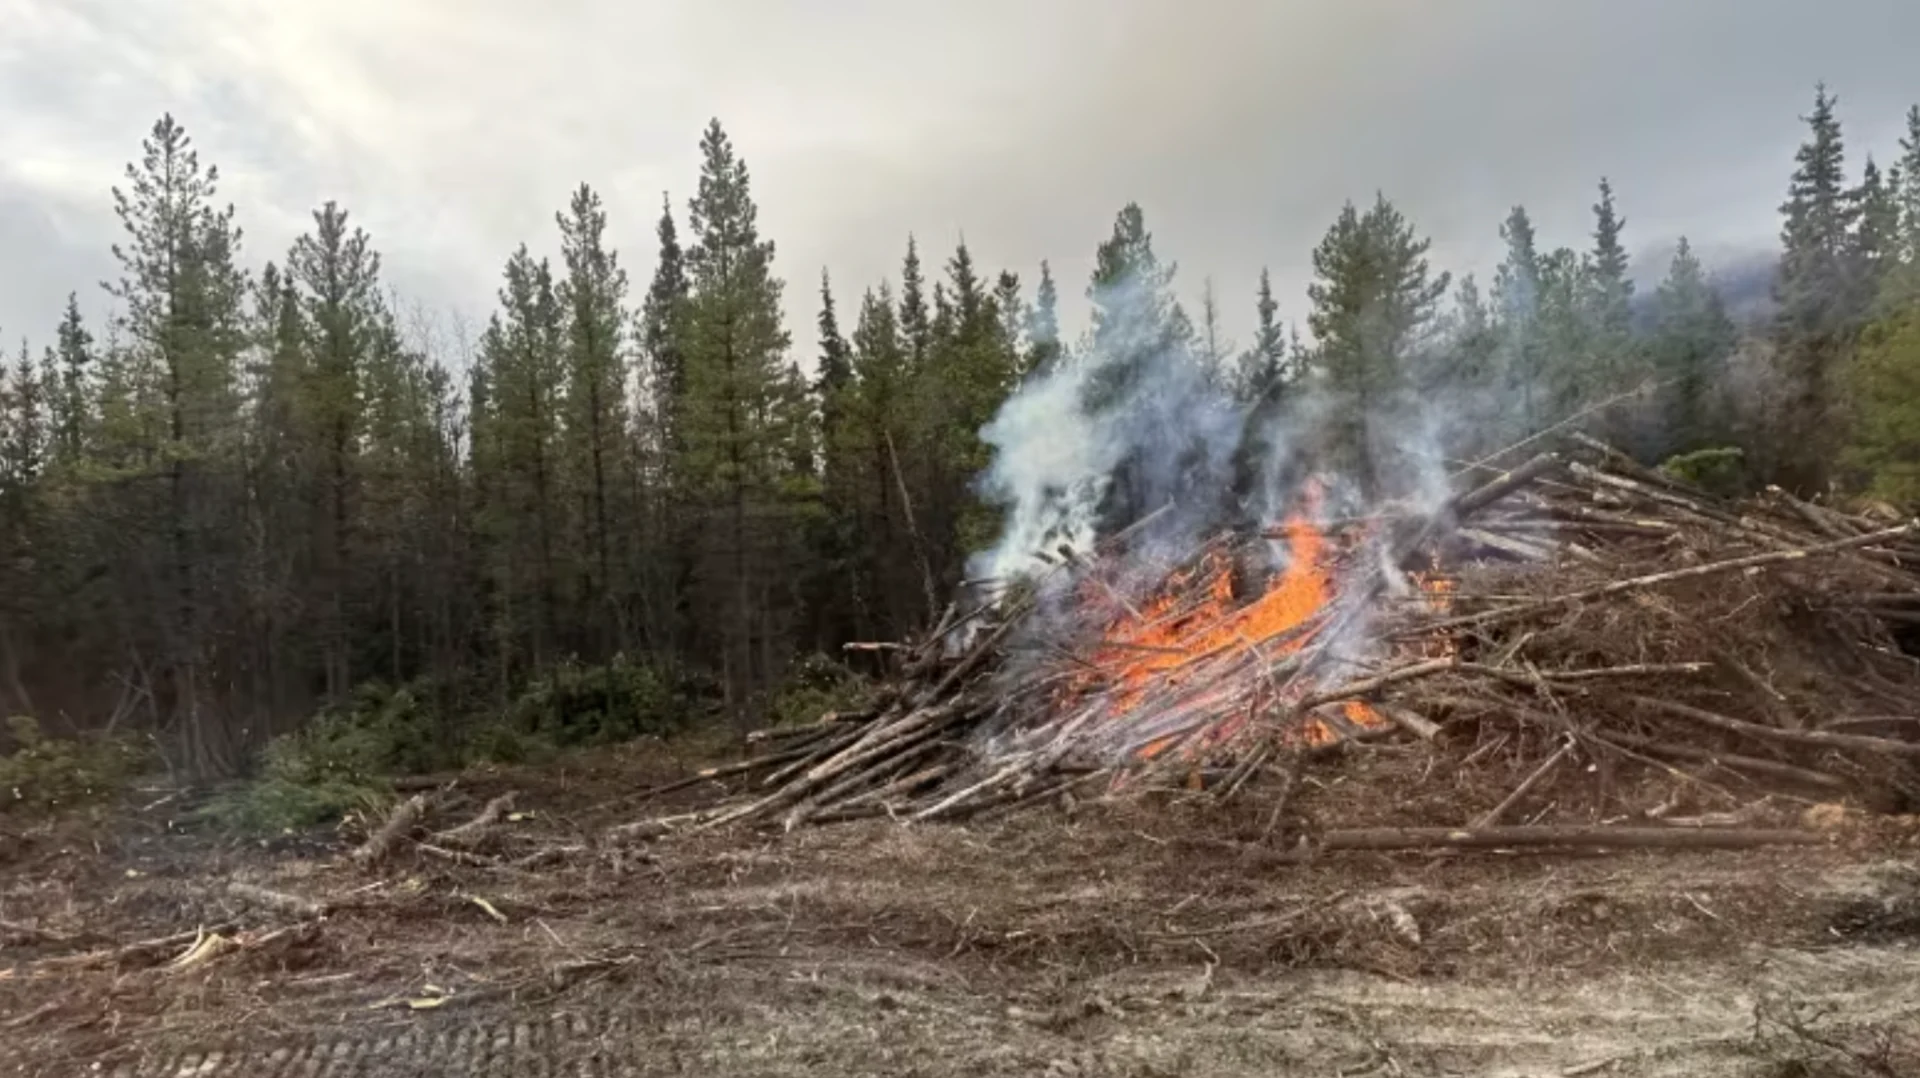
2,88,1918,772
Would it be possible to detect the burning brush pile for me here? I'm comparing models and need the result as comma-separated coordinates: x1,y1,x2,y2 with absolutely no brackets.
633,435,1920,849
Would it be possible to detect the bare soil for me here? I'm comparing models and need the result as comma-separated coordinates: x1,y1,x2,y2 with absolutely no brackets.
3,738,1918,1077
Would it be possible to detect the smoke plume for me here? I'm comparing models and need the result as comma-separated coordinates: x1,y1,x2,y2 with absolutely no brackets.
971,267,1465,600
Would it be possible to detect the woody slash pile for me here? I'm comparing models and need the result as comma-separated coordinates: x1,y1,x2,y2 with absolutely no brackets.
615,434,1920,853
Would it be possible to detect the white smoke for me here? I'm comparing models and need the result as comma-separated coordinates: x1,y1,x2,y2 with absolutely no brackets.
967,354,1116,584
969,267,1245,584
969,260,1512,599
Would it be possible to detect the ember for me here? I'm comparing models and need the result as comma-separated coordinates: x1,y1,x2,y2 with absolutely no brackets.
619,436,1920,847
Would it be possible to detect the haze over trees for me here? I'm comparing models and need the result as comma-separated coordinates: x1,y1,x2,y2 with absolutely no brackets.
4,86,1920,775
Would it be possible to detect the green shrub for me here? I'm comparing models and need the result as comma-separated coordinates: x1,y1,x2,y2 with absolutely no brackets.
459,721,560,768
1659,446,1749,499
195,682,434,833
501,655,704,747
272,681,446,785
197,774,390,834
0,715,146,815
768,654,874,728
202,657,711,833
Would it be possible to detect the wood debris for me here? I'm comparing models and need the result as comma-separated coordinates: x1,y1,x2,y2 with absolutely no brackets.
351,794,429,868
610,438,1920,846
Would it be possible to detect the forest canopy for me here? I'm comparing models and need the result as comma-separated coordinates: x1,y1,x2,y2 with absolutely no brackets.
3,88,1920,778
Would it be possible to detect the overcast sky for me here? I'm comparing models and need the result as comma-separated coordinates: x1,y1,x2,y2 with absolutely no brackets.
3,0,1918,368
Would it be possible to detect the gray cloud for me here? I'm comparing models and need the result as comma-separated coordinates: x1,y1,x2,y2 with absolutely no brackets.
1,0,1917,362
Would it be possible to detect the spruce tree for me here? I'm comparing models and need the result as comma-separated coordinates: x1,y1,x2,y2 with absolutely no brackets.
245,260,314,709
1536,246,1591,416
1082,202,1202,529
1305,194,1450,496
634,192,692,655
1587,179,1634,336
1898,105,1920,268
1875,106,1920,308
639,192,690,446
0,347,16,490
1845,105,1920,501
1772,84,1861,490
352,305,450,682
1195,278,1230,390
1492,205,1546,436
1,343,46,487
922,241,1019,567
51,294,94,461
1843,300,1920,502
1427,275,1502,451
930,281,955,346
680,119,793,720
848,283,916,634
815,271,853,402
1649,238,1736,453
0,343,12,491
556,182,631,653
1777,85,1856,317
812,271,854,559
1235,268,1286,404
993,270,1024,361
1585,178,1636,396
103,113,251,768
481,246,566,672
1085,202,1189,411
1444,275,1499,385
287,200,383,696
1853,157,1900,305
809,270,858,646
1025,261,1063,377
899,236,931,369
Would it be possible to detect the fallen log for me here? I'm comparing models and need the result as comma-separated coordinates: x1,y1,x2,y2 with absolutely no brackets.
613,740,828,808
1818,715,1920,736
1410,523,1920,635
1449,452,1565,519
1291,658,1457,712
1379,705,1442,741
925,605,1029,700
745,711,872,744
417,843,503,868
761,726,869,787
350,794,428,869
430,792,517,849
23,922,243,972
1472,739,1576,829
1457,526,1561,563
0,919,75,944
1603,732,1852,792
225,881,329,919
1242,825,1829,861
1316,825,1827,851
1629,696,1920,760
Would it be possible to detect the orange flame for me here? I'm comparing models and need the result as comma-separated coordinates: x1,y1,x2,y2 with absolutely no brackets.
1090,496,1333,699
1040,481,1457,773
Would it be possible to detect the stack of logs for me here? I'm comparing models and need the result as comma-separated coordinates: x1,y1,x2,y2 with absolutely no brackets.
618,434,1920,848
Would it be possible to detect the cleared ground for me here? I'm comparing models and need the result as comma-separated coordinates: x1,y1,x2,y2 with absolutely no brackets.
3,740,1917,1077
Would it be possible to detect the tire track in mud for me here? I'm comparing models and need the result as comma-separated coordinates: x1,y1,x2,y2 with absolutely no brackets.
89,1014,629,1078
23,943,1916,1078
1268,943,1920,1077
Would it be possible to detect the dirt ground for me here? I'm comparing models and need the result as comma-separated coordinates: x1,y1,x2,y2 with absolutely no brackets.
3,739,1919,1078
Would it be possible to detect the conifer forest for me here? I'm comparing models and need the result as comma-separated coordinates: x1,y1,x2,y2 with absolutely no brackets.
13,35,1920,1068
2,87,1919,784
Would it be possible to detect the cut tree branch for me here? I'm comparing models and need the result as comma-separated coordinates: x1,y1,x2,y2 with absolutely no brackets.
350,794,428,868
1409,523,1920,635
